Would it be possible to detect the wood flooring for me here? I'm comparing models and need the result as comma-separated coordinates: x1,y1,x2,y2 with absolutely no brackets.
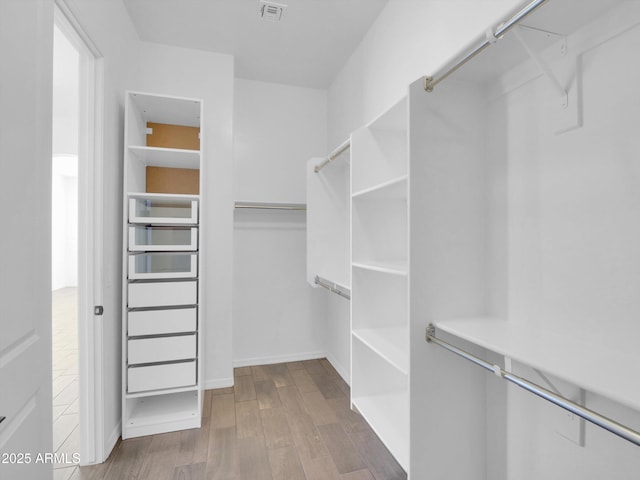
76,359,406,480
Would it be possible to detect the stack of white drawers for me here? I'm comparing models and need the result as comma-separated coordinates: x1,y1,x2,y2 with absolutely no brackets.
125,194,199,395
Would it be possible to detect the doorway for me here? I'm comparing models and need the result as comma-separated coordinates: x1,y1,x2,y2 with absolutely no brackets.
52,1,105,470
52,23,81,479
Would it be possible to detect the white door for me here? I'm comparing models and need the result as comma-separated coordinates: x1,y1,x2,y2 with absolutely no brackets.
0,1,55,479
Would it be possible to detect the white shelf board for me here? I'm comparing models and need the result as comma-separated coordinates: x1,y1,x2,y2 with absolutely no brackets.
352,175,408,200
434,317,640,412
449,0,626,85
128,145,200,169
353,327,409,374
125,384,198,400
352,260,408,276
128,271,198,280
129,91,201,127
127,390,199,426
352,392,409,470
128,192,200,201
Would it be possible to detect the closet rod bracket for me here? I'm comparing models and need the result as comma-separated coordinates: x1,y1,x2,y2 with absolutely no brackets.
425,323,436,341
423,77,435,92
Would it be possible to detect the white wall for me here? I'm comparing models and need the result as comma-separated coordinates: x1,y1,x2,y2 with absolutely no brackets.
52,156,78,290
233,209,327,365
232,79,328,365
131,41,235,389
306,152,350,381
233,79,327,203
52,25,79,291
327,0,521,146
53,25,79,156
324,293,350,382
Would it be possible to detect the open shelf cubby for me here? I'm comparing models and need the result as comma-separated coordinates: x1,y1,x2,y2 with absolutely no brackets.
124,390,200,438
351,337,409,470
351,97,407,194
351,193,407,268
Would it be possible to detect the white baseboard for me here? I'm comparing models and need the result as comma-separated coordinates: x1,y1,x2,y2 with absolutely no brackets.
104,421,120,462
203,377,234,390
233,350,327,368
326,353,350,386
204,352,347,391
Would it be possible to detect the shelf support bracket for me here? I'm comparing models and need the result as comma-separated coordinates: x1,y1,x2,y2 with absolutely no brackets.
512,25,582,134
513,26,568,108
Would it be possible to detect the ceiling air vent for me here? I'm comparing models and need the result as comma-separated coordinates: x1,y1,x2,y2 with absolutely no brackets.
260,1,287,21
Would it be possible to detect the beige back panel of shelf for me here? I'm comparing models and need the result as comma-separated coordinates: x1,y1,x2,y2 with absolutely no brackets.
146,166,200,195
147,122,200,150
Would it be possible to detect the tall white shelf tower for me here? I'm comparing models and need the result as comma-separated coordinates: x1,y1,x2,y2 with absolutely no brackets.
121,91,204,439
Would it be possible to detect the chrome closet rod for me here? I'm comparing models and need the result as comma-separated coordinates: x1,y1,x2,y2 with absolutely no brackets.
234,201,306,211
314,275,351,300
424,0,550,92
425,324,640,447
314,139,351,173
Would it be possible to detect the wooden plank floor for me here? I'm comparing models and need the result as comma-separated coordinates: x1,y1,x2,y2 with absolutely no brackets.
77,359,406,480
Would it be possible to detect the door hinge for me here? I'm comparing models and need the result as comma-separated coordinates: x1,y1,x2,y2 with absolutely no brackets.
94,305,104,316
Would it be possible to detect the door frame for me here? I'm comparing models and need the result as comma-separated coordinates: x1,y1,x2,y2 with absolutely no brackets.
53,1,106,465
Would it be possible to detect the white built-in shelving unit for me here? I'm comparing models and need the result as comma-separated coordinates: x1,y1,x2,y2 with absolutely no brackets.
346,1,640,477
350,95,409,470
409,1,640,478
122,91,204,439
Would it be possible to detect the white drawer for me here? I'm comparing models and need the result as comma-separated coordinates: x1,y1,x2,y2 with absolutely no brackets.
128,226,198,251
128,334,196,365
128,360,196,393
128,308,197,336
128,252,198,280
128,280,197,308
129,196,198,225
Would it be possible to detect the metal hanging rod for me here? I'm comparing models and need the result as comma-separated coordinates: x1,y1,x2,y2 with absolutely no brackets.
314,275,351,300
424,0,550,92
234,201,306,211
314,139,351,173
425,324,640,447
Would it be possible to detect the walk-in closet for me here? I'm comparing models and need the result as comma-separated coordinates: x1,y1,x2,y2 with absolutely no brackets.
2,1,640,479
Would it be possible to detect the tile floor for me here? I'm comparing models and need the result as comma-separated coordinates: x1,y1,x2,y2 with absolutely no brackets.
52,287,80,480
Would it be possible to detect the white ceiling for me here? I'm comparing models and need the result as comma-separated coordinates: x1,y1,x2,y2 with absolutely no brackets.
123,0,388,89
